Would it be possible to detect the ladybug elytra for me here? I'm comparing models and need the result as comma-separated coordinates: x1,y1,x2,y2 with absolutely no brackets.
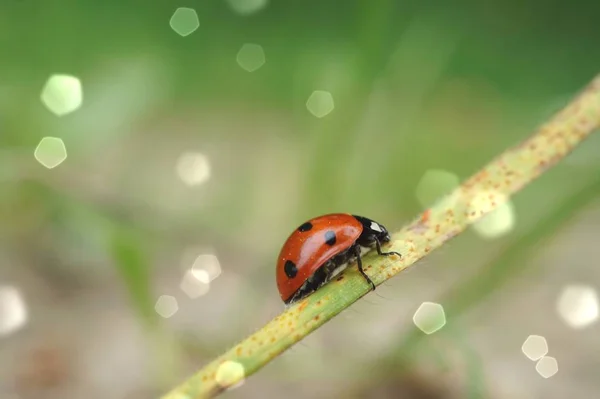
276,213,401,305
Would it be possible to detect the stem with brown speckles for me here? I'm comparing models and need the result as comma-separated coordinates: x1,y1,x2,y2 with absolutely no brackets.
161,74,600,399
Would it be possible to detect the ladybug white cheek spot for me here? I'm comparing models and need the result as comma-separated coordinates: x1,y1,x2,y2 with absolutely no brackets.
370,221,383,232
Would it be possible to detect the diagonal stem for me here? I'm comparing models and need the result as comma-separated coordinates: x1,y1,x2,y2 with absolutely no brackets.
161,73,600,399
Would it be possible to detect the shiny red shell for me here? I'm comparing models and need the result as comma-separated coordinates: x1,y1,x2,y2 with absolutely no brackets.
275,213,363,303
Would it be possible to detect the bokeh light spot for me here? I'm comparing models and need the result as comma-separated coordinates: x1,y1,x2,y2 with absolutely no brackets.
215,360,245,388
192,254,222,282
556,284,599,329
521,335,548,361
306,90,334,118
465,189,515,238
535,356,558,378
466,189,507,221
415,169,460,209
236,43,266,72
226,0,268,15
168,395,192,399
176,152,211,186
413,302,446,334
155,295,178,318
40,74,83,116
472,199,515,238
170,7,200,37
180,270,210,299
0,286,28,337
34,137,67,169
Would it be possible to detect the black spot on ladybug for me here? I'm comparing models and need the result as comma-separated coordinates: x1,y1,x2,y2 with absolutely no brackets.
284,260,298,278
324,231,336,246
298,222,313,232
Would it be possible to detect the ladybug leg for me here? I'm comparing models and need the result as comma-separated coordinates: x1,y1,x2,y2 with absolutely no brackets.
374,236,401,258
354,245,376,291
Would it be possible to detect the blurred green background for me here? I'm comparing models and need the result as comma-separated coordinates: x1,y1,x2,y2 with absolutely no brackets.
1,1,600,398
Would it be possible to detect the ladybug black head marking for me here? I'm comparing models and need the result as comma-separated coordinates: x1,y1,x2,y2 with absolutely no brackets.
352,215,391,246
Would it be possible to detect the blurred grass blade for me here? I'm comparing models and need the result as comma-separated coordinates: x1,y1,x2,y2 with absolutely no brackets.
109,223,157,327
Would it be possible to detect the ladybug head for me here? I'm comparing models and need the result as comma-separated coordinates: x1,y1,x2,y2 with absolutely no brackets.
352,215,392,245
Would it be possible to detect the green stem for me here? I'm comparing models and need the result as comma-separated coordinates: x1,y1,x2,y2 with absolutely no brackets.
162,74,600,399
381,172,600,374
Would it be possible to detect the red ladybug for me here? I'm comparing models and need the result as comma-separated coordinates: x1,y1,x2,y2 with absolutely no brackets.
276,213,400,305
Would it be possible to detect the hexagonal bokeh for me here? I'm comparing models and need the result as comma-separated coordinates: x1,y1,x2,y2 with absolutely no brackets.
556,284,599,329
40,74,83,116
215,360,245,388
412,301,446,334
465,189,505,220
192,254,222,282
464,189,515,238
176,151,211,186
535,356,558,378
0,285,28,337
415,169,460,209
226,0,268,15
170,7,200,37
236,43,266,72
180,270,210,299
306,90,334,118
155,295,178,318
521,335,548,361
34,137,67,169
472,200,515,239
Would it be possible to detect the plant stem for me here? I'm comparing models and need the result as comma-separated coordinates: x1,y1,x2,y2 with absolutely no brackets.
377,171,600,379
161,74,600,399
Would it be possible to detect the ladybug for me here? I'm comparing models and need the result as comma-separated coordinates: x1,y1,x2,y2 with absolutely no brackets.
276,213,401,305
